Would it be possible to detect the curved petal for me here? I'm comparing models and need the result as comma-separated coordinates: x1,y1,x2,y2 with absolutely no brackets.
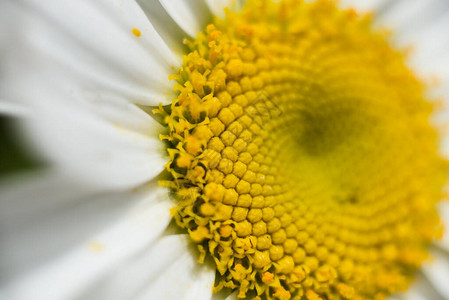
1,0,174,189
204,0,241,19
0,172,171,278
0,170,128,280
338,0,389,13
136,0,188,56
405,13,449,84
10,82,167,190
0,101,28,117
421,248,449,300
0,182,173,300
159,0,211,38
378,3,449,79
400,273,446,300
80,234,215,300
437,201,449,251
0,0,180,107
136,234,215,300
374,0,449,41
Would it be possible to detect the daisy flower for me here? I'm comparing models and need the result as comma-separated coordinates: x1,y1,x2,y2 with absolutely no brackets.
1,0,449,299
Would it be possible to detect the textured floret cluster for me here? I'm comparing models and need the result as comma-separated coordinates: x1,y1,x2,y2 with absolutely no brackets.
157,0,447,299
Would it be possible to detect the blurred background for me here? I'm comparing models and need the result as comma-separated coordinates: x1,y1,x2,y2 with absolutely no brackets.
0,117,38,178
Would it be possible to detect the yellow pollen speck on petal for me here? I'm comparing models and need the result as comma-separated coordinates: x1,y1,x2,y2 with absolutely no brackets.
157,0,447,299
89,241,104,253
132,28,141,37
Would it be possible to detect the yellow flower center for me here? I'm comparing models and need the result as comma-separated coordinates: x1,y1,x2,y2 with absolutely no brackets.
156,0,447,299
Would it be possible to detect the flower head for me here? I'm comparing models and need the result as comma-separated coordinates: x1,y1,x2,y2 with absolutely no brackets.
1,0,449,299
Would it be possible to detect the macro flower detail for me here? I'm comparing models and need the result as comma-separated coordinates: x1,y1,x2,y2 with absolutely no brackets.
1,0,449,300
160,1,447,299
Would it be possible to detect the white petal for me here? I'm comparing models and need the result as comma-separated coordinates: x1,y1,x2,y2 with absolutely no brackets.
204,0,241,19
0,0,179,107
405,13,449,80
0,172,168,278
82,234,215,300
398,274,441,300
0,101,29,117
159,0,211,37
0,170,102,233
136,234,215,300
1,183,173,300
136,0,188,56
437,201,449,251
1,0,174,189
13,85,167,190
421,248,449,300
375,0,447,40
72,90,165,138
382,5,449,75
338,0,389,13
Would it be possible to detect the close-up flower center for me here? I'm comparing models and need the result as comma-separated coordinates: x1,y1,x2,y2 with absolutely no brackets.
156,0,447,299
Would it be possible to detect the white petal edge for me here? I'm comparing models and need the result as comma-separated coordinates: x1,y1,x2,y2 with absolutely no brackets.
375,1,449,77
2,0,177,190
13,85,167,190
1,0,179,106
437,201,449,251
374,0,446,40
204,0,242,19
338,0,389,13
136,0,188,57
82,234,215,300
0,101,29,117
420,248,449,300
0,171,161,279
159,0,211,38
405,12,449,82
398,273,446,300
136,234,215,300
1,184,173,300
